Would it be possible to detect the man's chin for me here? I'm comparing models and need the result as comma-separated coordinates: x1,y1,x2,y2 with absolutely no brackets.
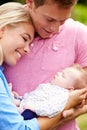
40,34,53,39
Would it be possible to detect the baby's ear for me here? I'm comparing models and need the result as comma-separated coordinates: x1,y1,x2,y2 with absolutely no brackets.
72,63,81,69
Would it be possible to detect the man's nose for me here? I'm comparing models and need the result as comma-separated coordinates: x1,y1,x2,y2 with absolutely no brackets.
50,23,60,32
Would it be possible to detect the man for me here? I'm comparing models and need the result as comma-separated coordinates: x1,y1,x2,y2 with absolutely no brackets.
4,0,87,130
26,0,75,38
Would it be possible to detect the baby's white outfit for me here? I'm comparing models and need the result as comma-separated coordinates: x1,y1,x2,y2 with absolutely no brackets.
20,83,69,118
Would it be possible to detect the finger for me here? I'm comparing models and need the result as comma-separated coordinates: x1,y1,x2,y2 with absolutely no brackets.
79,88,87,95
76,88,87,98
80,93,87,101
13,91,20,98
8,83,12,90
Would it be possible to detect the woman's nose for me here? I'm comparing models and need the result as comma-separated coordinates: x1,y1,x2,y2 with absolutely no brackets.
24,45,30,53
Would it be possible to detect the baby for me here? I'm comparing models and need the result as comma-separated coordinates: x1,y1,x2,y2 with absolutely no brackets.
10,64,87,119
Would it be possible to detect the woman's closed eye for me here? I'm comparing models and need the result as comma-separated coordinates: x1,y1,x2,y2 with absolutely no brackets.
22,34,29,42
23,36,27,42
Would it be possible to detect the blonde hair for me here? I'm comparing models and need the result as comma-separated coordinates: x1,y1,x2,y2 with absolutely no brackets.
0,2,32,65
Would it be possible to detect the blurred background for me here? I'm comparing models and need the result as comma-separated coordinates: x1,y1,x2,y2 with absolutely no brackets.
0,0,87,130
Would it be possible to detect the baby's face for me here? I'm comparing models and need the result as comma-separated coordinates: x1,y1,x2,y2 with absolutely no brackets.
51,67,82,89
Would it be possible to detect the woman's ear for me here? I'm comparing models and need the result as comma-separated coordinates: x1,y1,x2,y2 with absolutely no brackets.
0,26,6,39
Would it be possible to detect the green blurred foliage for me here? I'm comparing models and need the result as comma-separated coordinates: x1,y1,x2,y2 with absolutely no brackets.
0,0,25,5
77,114,87,130
13,0,25,4
78,0,87,5
73,4,87,25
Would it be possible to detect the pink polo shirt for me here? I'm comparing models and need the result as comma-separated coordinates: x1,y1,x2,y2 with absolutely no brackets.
4,18,87,130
